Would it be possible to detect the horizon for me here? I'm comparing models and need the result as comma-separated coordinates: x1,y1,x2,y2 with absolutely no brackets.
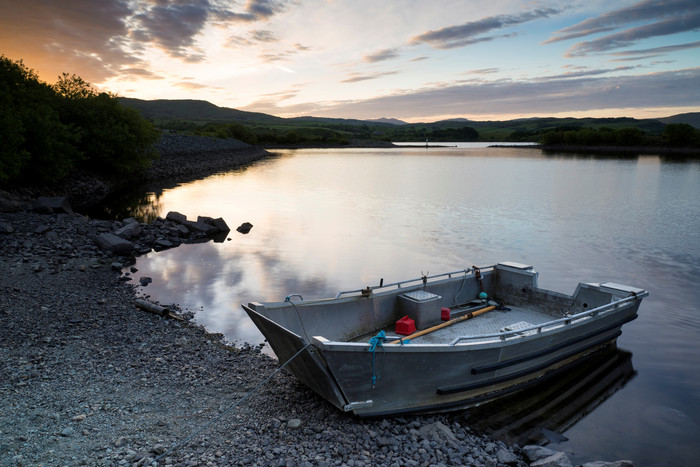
1,1,699,122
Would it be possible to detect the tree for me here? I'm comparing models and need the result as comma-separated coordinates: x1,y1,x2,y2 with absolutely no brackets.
663,123,699,147
0,55,79,183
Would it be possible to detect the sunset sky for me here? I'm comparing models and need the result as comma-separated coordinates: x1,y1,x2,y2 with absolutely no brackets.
1,0,699,122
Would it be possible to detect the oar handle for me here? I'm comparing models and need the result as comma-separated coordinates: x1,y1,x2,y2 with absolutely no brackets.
389,305,496,344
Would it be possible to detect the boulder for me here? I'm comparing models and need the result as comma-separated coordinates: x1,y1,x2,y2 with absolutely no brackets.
165,211,187,223
114,222,142,239
198,216,230,233
522,446,560,463
182,220,218,235
236,222,253,234
34,196,73,215
211,217,230,232
95,233,134,256
531,451,573,467
417,421,457,442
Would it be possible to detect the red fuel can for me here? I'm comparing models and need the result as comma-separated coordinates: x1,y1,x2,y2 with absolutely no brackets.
395,315,416,335
441,307,451,321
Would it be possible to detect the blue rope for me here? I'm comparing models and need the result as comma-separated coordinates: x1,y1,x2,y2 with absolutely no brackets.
368,331,387,387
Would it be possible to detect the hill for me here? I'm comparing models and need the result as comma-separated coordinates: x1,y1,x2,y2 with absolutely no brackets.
118,97,699,143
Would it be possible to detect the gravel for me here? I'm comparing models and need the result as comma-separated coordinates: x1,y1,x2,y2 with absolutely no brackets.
0,209,530,466
2,137,621,466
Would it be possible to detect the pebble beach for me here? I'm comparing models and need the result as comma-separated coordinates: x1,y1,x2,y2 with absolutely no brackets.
0,136,632,467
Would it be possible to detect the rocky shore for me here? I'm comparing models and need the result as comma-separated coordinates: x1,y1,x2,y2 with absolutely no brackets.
1,137,634,466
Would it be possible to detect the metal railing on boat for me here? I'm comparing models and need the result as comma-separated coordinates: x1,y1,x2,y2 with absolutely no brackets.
334,265,497,299
447,293,647,346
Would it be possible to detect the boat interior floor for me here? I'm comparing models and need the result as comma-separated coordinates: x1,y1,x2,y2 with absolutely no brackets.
351,305,562,345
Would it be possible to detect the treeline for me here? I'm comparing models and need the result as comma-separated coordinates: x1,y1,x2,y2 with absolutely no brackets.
191,123,352,145
535,124,700,147
0,56,159,184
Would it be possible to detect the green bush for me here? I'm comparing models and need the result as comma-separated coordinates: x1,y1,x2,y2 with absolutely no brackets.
0,56,159,184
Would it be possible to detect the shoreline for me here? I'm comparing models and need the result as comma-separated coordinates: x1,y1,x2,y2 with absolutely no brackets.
1,136,633,466
489,143,700,155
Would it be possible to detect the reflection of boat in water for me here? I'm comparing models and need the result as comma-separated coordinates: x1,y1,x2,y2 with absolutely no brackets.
458,345,636,446
243,262,647,416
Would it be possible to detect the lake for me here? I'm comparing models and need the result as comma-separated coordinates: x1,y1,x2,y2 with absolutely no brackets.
115,143,700,466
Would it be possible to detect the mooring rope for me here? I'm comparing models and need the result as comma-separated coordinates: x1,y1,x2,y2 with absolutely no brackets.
368,330,387,388
152,342,313,465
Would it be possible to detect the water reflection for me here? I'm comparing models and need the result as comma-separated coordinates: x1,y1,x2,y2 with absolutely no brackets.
457,346,635,447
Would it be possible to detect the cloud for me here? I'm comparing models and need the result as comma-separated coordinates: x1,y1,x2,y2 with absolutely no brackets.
277,68,700,120
0,0,136,81
546,0,699,43
410,8,561,49
211,0,286,23
608,40,700,56
363,48,401,63
341,71,399,83
565,10,700,56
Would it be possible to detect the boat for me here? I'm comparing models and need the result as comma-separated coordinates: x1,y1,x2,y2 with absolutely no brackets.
242,262,647,417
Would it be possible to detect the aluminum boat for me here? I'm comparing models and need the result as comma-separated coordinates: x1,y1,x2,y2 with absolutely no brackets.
242,262,647,416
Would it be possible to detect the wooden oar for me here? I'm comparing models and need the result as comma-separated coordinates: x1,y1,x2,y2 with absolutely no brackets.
389,305,496,344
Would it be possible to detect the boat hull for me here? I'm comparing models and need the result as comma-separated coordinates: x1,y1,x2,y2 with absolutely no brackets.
243,263,647,416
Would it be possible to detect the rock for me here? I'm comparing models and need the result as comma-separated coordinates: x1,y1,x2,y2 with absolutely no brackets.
34,224,51,234
531,451,573,467
34,196,73,215
165,211,188,223
139,277,152,286
0,221,13,233
60,427,75,437
236,222,253,234
418,421,457,442
182,220,218,235
496,447,518,464
114,436,129,447
114,222,142,239
211,217,230,232
287,419,302,429
581,462,634,467
95,233,134,255
523,445,560,462
111,262,123,271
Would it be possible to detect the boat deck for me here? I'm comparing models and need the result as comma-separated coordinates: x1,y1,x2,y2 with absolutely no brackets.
352,304,560,345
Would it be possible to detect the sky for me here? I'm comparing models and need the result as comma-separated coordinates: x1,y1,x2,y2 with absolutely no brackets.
1,0,699,123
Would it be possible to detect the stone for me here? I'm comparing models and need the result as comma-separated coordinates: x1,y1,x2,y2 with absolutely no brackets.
523,445,560,462
60,427,75,437
34,196,73,215
139,277,152,286
114,222,142,240
182,220,218,235
496,448,518,464
236,222,253,234
581,462,634,467
418,421,457,442
95,233,134,256
287,419,302,429
0,221,13,233
211,217,230,232
531,451,573,467
165,211,187,223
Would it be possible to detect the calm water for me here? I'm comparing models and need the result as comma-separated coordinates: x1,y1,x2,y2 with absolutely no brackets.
117,144,699,466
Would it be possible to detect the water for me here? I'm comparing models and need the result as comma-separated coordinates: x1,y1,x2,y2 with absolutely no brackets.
114,144,700,465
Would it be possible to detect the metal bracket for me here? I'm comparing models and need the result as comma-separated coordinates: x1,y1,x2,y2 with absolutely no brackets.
343,400,374,412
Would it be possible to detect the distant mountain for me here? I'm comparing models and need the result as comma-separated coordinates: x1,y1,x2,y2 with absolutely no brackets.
119,97,699,135
364,117,408,125
659,112,700,129
119,98,283,123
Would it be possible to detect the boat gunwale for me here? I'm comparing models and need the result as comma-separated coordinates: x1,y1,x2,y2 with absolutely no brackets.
310,291,647,351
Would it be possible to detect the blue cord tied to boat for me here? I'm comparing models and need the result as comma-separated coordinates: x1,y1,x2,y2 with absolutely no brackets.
368,330,387,388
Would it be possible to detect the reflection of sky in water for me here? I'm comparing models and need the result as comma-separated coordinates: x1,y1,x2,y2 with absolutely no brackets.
128,147,700,465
